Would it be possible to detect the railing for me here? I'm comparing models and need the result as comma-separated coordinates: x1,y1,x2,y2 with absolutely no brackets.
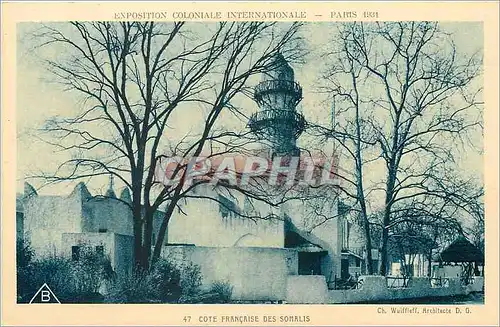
386,275,411,288
430,276,450,288
329,274,363,290
254,80,302,104
248,110,306,137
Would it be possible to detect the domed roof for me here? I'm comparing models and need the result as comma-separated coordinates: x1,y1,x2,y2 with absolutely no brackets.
273,52,289,66
120,187,132,203
105,188,116,198
261,52,295,82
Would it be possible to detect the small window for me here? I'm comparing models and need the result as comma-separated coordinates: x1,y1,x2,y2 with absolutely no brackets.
95,245,104,256
355,257,361,267
98,228,108,233
72,246,80,261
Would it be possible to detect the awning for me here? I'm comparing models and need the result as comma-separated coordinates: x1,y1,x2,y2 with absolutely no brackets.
341,251,364,260
285,219,331,254
295,243,327,253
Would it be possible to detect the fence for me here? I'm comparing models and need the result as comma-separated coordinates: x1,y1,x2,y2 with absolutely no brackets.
461,275,475,286
430,276,450,288
386,276,411,288
325,276,481,304
286,275,484,304
329,274,363,290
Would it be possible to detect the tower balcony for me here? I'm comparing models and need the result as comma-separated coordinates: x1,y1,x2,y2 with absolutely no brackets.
253,80,303,107
248,109,306,139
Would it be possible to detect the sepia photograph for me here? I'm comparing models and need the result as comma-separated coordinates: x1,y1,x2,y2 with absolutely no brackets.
14,20,486,306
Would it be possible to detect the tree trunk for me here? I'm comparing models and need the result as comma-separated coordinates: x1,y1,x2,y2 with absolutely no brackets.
427,251,433,277
143,209,154,270
353,82,373,275
133,218,146,272
151,196,180,264
380,210,391,276
380,163,397,276
132,178,147,271
362,216,374,274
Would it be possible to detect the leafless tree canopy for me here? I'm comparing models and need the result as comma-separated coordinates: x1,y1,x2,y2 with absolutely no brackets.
314,22,483,275
33,21,305,270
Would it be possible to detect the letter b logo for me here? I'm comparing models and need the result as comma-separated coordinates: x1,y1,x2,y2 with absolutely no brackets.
41,290,50,302
29,283,61,304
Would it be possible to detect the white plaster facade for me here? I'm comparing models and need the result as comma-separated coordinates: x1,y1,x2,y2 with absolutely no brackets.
19,181,160,277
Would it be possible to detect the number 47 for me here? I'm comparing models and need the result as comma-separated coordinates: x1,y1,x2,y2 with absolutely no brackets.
183,316,191,323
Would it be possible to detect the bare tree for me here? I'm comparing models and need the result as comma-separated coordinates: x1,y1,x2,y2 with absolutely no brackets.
463,186,484,254
388,203,464,276
316,22,483,275
31,21,304,270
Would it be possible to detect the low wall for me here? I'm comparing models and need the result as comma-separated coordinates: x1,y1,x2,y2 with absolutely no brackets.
466,277,484,293
162,245,298,301
286,276,329,304
285,276,484,304
328,276,390,304
161,245,484,303
328,276,484,304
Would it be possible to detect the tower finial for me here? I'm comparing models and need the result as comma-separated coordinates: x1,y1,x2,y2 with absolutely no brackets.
105,174,116,198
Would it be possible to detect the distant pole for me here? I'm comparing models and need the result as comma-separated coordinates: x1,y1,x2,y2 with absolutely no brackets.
331,96,336,133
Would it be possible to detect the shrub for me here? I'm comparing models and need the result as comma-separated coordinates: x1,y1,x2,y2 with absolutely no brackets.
106,259,184,303
16,239,36,302
105,272,160,303
178,263,203,303
209,280,233,303
31,256,75,301
184,280,234,304
70,246,114,295
18,242,205,304
149,259,183,303
16,242,113,303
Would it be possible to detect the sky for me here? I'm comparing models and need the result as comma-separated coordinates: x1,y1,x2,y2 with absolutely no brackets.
16,22,484,199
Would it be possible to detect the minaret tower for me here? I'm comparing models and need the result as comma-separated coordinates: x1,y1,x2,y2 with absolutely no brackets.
248,53,306,158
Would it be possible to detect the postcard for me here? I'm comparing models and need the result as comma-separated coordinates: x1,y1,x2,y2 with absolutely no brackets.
1,1,498,326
